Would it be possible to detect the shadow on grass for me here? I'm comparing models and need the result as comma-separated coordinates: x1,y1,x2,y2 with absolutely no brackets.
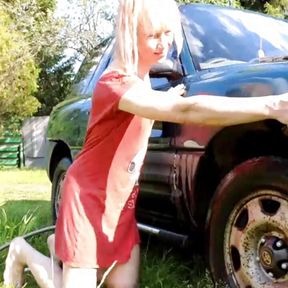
139,234,216,288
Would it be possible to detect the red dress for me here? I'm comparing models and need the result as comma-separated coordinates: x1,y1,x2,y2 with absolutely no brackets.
55,71,153,268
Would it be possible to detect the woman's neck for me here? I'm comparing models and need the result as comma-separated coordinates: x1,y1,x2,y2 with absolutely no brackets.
137,60,151,80
108,61,151,84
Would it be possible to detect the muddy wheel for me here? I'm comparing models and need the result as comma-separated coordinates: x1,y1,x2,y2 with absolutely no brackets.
51,157,71,224
207,157,288,287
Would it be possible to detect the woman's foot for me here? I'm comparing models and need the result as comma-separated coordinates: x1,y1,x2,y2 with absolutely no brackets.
3,237,26,288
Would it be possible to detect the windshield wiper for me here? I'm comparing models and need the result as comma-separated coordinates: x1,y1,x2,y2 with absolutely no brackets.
258,55,288,63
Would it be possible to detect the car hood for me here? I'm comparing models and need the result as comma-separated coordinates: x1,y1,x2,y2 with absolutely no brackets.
177,61,288,149
188,61,288,97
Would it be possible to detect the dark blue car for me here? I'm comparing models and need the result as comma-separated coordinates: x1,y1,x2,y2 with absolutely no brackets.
46,4,288,287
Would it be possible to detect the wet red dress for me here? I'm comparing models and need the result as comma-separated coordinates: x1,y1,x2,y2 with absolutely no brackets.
55,71,153,268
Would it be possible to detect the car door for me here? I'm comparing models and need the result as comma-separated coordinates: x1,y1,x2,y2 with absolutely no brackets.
136,70,185,231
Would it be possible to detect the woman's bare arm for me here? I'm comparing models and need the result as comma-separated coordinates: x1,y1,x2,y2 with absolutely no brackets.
118,83,288,125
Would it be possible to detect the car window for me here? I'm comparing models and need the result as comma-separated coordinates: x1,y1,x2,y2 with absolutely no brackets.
69,40,113,99
150,77,170,88
85,43,113,97
150,121,163,138
180,5,288,69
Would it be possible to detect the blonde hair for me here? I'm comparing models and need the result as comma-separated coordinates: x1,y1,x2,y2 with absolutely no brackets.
111,0,183,75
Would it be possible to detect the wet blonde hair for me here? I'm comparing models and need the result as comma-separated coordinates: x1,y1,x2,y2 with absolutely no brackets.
111,0,183,75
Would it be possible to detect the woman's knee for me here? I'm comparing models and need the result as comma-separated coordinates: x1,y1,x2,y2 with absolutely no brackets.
105,266,139,288
62,264,97,288
106,277,138,288
105,246,140,288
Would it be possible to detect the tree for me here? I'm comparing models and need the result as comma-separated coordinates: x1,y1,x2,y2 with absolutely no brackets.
178,0,288,17
3,0,116,117
1,0,77,119
32,0,116,115
177,0,241,7
0,7,39,134
34,50,75,116
61,0,117,59
2,0,60,56
239,0,288,18
263,0,288,18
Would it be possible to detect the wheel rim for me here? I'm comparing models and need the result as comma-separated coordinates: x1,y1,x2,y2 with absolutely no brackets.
54,172,65,218
224,190,288,288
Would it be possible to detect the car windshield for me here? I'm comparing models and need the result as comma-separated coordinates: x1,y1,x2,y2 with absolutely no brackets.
180,4,288,69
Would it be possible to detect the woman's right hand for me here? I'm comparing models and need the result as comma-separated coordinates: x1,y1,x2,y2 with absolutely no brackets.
268,93,288,124
168,84,186,97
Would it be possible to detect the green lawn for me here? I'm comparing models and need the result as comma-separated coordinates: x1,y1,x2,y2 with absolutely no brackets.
0,169,215,287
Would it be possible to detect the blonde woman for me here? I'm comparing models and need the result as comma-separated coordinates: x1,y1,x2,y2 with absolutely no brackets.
4,0,288,287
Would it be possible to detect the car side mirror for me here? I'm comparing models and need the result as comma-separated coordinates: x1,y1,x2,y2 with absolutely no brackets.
149,59,183,81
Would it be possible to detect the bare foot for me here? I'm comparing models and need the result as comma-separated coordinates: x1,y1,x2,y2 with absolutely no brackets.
3,237,26,288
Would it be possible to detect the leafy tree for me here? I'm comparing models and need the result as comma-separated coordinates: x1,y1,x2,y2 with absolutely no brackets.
263,0,288,18
178,0,288,18
177,0,241,7
1,0,77,118
34,50,75,116
0,7,39,134
239,0,288,18
3,0,115,117
1,0,116,121
2,0,61,56
62,0,117,59
31,0,116,114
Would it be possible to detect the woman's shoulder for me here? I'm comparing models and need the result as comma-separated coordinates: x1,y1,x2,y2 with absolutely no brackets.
93,69,143,102
99,69,140,85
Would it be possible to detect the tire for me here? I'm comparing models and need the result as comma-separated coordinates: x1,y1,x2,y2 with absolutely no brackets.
207,156,288,288
51,157,72,224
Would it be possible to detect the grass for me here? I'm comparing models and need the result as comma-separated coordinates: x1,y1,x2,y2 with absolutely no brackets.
0,169,215,287
0,169,52,288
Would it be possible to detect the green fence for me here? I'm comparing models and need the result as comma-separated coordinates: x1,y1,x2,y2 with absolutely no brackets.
0,136,24,168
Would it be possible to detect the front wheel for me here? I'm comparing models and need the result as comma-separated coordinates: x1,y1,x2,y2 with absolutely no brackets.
207,157,288,288
51,157,71,224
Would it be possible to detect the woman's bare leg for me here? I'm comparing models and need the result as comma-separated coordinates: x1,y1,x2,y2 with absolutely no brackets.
105,244,140,288
3,238,25,288
62,264,97,288
47,234,61,266
46,233,98,288
3,237,62,288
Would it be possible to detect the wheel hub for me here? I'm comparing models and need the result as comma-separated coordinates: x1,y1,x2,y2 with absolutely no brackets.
259,236,288,279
